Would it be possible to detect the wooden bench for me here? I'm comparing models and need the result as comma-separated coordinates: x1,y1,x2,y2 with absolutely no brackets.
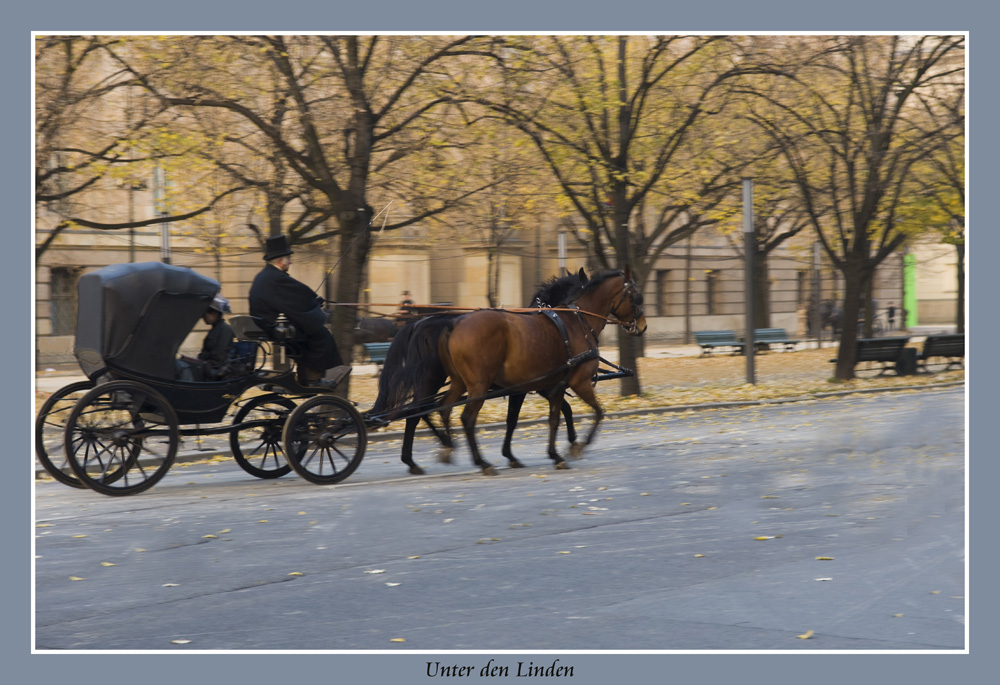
362,341,393,366
752,328,801,352
695,330,745,356
917,333,965,372
830,336,910,376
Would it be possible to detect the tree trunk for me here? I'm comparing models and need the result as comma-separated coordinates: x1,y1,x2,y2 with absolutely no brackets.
834,263,865,380
329,214,372,395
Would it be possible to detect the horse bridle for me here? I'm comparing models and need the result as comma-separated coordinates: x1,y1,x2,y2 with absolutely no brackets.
608,273,645,334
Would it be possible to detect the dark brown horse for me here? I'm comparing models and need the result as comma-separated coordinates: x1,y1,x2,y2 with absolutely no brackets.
368,271,587,475
438,267,646,475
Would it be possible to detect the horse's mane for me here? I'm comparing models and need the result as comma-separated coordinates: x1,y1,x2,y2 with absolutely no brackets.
577,269,622,294
530,272,585,307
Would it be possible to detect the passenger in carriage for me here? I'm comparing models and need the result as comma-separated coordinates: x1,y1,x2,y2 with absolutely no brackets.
175,296,236,381
248,234,351,389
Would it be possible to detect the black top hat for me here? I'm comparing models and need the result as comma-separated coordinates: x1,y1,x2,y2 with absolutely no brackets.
263,235,294,261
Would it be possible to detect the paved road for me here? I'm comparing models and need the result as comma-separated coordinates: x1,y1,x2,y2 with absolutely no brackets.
34,386,965,651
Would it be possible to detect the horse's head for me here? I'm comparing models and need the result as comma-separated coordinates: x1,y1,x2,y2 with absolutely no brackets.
611,267,647,336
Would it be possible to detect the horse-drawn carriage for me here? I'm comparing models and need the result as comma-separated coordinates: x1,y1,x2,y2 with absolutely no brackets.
35,262,366,496
35,262,646,496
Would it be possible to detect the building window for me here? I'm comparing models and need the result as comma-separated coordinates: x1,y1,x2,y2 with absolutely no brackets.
50,267,82,336
705,270,719,315
797,270,807,306
655,269,670,316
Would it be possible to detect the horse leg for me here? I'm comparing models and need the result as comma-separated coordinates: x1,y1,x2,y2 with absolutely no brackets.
459,394,496,476
547,396,569,470
571,383,605,458
436,381,465,464
421,414,454,454
501,392,527,468
400,417,425,475
561,398,584,459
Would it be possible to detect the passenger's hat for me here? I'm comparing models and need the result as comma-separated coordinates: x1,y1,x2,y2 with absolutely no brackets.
208,296,231,314
263,234,293,261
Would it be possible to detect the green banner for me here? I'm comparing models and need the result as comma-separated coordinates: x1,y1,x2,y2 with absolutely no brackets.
903,252,918,328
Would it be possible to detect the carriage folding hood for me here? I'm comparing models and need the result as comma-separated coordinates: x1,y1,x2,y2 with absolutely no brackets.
74,262,220,381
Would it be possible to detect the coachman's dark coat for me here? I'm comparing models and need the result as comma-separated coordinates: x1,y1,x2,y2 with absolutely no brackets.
248,263,342,372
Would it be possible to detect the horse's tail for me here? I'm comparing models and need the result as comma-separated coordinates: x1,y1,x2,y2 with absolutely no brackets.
370,314,456,418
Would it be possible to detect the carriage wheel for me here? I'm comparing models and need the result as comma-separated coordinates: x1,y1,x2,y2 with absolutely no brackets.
35,380,96,488
282,395,367,485
230,395,295,479
64,381,179,496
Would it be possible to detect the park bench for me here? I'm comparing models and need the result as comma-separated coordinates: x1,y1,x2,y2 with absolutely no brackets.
830,336,911,376
752,328,801,352
362,341,393,371
695,330,745,356
917,333,965,372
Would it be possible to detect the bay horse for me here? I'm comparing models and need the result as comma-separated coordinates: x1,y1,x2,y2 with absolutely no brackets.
368,270,587,475
439,267,646,475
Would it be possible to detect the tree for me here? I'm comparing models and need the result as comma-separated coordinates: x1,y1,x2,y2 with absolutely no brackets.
466,35,776,395
741,35,964,379
116,35,503,387
906,101,965,333
34,36,245,260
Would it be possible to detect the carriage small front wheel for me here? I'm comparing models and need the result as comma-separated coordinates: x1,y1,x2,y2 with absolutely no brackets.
64,381,179,496
282,395,367,485
230,394,296,479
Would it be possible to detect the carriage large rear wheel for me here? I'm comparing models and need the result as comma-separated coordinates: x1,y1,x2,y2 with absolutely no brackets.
282,395,367,485
35,380,96,488
230,394,295,479
64,381,179,496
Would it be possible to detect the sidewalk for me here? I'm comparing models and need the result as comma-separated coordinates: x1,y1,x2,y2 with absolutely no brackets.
34,332,937,393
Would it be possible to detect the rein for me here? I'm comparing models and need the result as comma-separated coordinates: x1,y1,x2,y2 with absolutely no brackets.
324,301,628,327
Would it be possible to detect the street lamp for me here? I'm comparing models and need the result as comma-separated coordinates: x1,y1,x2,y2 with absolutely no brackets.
743,178,755,385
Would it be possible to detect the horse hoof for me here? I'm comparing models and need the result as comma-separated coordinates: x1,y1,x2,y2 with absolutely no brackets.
482,465,497,476
508,459,525,469
436,447,453,464
569,442,585,459
555,461,570,470
409,465,426,475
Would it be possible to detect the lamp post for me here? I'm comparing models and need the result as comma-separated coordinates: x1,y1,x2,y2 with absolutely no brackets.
743,178,755,385
153,166,170,264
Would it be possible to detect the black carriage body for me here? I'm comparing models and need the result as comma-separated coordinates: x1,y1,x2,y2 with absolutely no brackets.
75,262,221,381
103,368,254,424
72,262,259,424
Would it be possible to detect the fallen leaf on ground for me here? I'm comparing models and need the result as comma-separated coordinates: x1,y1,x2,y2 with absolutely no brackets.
171,639,191,644
69,576,85,581
100,562,116,567
797,630,814,639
